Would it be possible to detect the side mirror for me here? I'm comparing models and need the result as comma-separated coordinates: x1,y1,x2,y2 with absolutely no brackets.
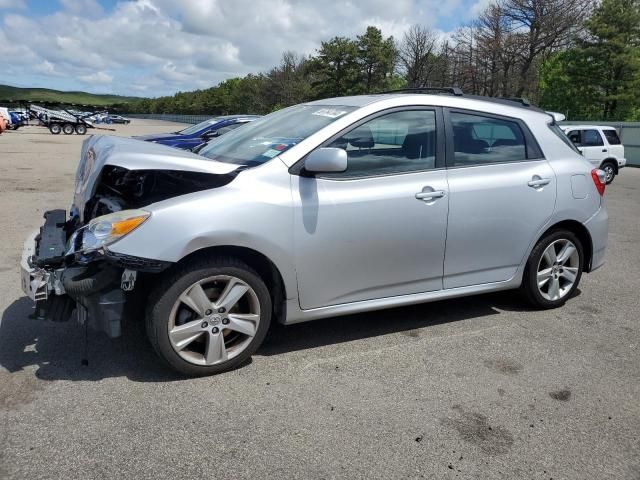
305,148,347,174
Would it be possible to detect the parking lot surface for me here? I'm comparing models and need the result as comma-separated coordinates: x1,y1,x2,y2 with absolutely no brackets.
0,122,638,479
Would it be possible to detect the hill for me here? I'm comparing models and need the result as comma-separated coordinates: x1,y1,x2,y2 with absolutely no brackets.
0,84,144,106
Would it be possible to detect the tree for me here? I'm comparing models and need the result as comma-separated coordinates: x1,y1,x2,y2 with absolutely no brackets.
501,0,592,96
539,0,640,120
357,26,397,92
309,36,360,98
398,25,440,88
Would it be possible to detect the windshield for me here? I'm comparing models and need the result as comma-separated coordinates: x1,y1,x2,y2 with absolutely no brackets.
198,104,356,166
179,118,221,135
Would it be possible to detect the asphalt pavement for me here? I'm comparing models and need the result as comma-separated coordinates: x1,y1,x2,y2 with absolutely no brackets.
0,122,638,479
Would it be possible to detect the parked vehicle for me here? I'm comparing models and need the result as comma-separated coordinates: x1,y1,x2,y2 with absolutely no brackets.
20,89,608,376
108,115,131,124
560,125,626,184
29,105,105,135
134,115,259,150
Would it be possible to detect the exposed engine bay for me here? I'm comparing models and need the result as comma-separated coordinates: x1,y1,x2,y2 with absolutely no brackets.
83,165,237,222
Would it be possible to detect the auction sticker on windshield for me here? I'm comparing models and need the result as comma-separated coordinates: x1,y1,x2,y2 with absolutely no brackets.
312,108,348,118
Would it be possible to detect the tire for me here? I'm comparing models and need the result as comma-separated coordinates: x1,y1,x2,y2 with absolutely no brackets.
49,123,62,134
75,124,87,135
601,161,616,184
146,256,272,376
62,123,75,135
521,229,584,309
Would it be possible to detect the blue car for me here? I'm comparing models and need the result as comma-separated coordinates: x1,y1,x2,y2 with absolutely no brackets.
134,115,260,150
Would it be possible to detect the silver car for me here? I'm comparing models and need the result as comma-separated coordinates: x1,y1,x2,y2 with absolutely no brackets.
21,90,609,376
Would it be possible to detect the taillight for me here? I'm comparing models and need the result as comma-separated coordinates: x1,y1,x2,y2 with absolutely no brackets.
591,169,606,196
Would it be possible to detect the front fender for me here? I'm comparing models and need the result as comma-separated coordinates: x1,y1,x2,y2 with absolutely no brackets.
107,160,297,298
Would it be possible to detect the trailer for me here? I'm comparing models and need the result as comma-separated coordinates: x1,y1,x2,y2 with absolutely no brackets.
29,105,115,135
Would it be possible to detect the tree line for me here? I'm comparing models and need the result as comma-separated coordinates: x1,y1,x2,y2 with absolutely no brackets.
127,0,640,121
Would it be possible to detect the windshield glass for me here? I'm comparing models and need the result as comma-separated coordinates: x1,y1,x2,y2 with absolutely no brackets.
179,118,221,135
198,105,356,166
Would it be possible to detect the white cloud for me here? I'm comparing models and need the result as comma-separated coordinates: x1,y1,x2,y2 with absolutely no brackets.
469,0,495,17
0,0,26,9
0,0,464,96
78,71,113,84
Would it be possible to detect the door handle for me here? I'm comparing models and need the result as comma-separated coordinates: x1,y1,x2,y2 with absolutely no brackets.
602,148,608,152
415,190,446,201
528,178,551,188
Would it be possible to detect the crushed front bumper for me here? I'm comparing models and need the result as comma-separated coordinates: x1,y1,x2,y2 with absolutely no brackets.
21,210,125,337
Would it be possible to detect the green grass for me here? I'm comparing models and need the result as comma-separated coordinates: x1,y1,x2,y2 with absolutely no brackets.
0,84,144,106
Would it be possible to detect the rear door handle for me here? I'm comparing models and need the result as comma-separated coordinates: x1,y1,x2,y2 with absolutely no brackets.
602,148,608,152
415,190,446,201
528,178,551,188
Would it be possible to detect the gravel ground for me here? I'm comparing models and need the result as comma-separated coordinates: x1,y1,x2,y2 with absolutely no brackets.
0,122,638,479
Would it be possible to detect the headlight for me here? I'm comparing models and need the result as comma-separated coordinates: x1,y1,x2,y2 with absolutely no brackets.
78,209,150,252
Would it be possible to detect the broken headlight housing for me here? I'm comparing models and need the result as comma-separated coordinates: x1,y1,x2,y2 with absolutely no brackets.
68,209,150,254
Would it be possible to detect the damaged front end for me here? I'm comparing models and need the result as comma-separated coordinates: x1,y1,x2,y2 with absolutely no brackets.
21,135,243,338
20,209,165,338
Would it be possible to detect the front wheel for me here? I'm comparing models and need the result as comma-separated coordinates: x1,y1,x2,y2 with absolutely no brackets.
49,123,62,134
601,161,616,184
146,256,272,376
521,229,583,309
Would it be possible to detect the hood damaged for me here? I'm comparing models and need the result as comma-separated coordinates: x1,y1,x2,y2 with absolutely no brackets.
74,135,242,223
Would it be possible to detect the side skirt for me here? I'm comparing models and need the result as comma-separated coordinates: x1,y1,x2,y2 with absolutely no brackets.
283,275,523,325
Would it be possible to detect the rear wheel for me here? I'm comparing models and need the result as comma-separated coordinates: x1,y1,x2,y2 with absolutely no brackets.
601,161,616,184
146,256,272,376
62,123,75,135
75,124,87,135
521,229,583,309
49,123,62,134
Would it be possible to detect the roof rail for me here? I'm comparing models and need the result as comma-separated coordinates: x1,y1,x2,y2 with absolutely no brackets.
497,96,531,106
381,87,464,96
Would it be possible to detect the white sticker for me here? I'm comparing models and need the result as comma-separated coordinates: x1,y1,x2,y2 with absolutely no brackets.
261,149,281,158
312,108,348,118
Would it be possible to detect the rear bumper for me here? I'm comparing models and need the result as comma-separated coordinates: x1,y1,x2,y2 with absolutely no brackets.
584,205,608,272
618,158,626,168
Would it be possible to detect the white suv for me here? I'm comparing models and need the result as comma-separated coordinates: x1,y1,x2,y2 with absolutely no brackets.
561,125,626,184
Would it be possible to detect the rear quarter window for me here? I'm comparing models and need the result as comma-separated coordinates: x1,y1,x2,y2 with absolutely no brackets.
602,129,621,145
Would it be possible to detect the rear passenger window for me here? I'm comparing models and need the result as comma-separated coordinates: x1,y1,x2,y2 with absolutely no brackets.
449,112,532,167
324,109,437,178
582,129,604,146
567,130,581,145
603,129,621,145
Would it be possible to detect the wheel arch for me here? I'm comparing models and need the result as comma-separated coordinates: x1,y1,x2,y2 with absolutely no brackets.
177,245,288,322
536,220,593,272
600,158,618,174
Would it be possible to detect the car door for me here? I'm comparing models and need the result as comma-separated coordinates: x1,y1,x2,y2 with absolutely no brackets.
443,109,556,289
578,129,606,166
601,128,624,161
291,107,449,310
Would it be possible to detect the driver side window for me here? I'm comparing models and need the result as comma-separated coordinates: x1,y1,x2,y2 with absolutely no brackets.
323,109,437,178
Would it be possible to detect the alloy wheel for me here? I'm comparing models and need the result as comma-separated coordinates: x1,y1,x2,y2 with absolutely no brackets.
536,239,580,301
168,275,261,366
603,164,614,183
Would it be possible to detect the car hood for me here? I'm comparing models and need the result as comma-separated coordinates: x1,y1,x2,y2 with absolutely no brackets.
73,135,241,221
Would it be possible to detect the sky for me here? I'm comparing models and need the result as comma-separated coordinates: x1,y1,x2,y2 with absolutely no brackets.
0,0,485,98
